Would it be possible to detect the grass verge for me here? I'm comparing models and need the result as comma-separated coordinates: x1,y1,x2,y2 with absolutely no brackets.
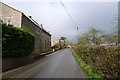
71,49,102,79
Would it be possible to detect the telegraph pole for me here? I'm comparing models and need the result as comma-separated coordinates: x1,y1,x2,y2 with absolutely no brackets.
77,27,79,46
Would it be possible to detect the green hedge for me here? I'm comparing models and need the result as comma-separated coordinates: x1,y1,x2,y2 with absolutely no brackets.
72,46,119,78
71,49,101,78
1,23,35,57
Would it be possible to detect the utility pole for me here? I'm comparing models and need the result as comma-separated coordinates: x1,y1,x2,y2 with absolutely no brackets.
77,27,79,46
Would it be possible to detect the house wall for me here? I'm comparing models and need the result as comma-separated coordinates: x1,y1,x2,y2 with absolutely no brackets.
21,14,36,34
1,2,22,27
51,37,59,46
0,2,2,19
41,31,51,52
21,14,51,54
35,27,51,53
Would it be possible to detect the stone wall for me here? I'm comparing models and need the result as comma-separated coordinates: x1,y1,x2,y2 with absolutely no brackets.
1,2,22,27
0,2,2,19
51,37,59,46
21,14,51,54
21,14,36,34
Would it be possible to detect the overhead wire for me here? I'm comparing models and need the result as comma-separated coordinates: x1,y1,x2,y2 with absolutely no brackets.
59,0,79,30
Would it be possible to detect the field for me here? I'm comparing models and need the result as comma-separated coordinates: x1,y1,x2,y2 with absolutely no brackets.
72,45,120,78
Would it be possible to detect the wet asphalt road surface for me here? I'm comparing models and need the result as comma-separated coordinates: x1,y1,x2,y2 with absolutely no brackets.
3,48,88,78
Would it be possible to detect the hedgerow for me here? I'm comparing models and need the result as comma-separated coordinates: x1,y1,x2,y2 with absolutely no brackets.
72,49,101,78
1,23,35,57
72,45,120,78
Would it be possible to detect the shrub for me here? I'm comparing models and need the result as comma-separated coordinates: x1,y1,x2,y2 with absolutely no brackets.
72,49,101,78
1,23,35,57
52,43,60,51
72,45,120,78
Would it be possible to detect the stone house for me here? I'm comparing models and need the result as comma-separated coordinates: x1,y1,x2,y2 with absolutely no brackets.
0,2,51,54
51,36,59,47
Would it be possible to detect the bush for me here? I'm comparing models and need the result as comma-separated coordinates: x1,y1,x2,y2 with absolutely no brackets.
72,49,101,78
1,23,35,57
72,45,120,78
52,43,60,51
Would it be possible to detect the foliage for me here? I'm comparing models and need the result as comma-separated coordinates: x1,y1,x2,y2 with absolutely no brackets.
78,27,118,45
72,49,101,78
2,23,35,57
78,27,104,45
104,34,118,45
78,33,91,46
88,27,104,45
0,19,3,22
52,43,60,50
59,36,67,48
72,46,120,78
60,37,66,40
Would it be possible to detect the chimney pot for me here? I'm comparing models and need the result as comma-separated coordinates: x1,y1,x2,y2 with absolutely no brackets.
29,16,32,18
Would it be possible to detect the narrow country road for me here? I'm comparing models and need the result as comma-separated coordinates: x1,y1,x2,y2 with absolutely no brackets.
3,48,88,78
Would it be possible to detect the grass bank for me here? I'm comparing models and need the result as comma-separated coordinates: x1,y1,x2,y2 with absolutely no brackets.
71,49,101,79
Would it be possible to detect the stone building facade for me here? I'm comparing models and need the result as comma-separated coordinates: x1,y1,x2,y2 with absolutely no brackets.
0,2,22,27
0,2,51,54
51,36,59,46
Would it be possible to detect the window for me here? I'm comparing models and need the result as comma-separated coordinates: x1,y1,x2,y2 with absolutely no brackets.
3,19,7,23
7,19,12,24
3,19,12,24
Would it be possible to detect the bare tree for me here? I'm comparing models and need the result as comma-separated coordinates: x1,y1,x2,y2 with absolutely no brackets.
88,27,104,45
77,27,105,46
78,33,90,46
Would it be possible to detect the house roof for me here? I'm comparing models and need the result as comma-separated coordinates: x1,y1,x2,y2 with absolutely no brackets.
22,13,51,36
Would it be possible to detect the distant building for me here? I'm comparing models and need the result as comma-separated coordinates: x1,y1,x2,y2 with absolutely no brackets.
51,36,59,46
0,2,51,54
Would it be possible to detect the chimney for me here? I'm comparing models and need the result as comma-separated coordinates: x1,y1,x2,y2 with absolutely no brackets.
28,16,32,18
40,24,43,28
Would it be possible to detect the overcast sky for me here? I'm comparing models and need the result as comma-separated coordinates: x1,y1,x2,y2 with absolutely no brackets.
2,0,119,42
